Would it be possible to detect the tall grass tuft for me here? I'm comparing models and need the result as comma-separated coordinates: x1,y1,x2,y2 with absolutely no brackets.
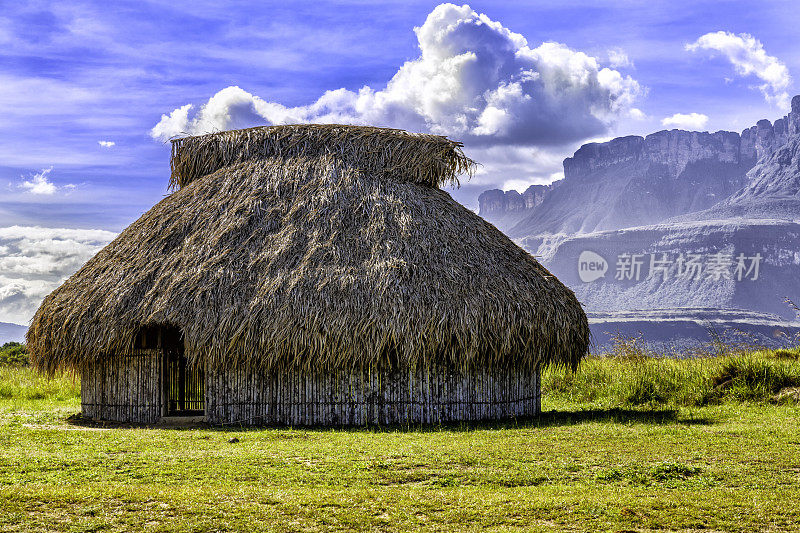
0,343,79,403
0,366,79,402
544,334,800,407
709,355,800,402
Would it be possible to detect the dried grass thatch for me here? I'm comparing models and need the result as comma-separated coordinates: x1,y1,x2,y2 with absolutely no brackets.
169,124,475,190
28,124,588,375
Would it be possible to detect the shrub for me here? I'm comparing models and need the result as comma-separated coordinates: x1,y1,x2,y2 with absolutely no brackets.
0,342,29,366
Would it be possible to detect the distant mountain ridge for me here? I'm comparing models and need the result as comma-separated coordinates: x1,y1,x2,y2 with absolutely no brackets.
670,133,800,223
479,94,800,342
0,322,26,344
530,218,800,320
476,182,560,231
479,95,800,235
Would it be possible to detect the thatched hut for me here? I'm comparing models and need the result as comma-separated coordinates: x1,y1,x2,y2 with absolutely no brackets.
27,125,588,425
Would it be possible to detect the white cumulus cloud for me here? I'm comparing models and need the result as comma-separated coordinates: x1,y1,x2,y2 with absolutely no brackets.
661,112,709,130
628,108,647,120
19,168,57,195
0,226,117,324
151,3,641,147
686,31,792,108
98,140,115,147
17,167,75,196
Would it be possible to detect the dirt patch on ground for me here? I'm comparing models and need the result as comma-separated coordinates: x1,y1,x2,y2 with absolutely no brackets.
772,387,800,404
23,423,112,431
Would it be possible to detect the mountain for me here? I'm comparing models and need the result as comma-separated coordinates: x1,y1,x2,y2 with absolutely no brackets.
479,95,800,346
479,96,800,237
588,308,800,351
670,131,800,223
529,218,800,321
533,216,800,346
0,322,27,344
477,183,559,232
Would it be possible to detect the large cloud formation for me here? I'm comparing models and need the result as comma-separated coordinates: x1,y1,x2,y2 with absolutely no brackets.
152,3,641,147
686,31,792,108
0,226,116,324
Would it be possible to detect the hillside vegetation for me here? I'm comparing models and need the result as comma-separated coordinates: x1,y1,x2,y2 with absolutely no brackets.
0,342,28,366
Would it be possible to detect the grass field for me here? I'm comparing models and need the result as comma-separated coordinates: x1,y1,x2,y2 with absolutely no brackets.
1,349,799,532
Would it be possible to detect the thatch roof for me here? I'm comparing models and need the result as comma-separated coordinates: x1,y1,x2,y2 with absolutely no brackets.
28,124,589,374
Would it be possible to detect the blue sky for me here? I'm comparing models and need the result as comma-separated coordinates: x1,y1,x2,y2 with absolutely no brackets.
0,0,799,324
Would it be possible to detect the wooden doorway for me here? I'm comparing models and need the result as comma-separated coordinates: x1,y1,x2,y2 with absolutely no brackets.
162,327,204,416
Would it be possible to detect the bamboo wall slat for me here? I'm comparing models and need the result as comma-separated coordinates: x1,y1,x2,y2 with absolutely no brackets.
205,365,541,426
81,349,542,426
80,349,161,423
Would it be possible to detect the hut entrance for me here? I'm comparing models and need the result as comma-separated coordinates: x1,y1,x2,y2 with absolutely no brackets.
162,327,204,416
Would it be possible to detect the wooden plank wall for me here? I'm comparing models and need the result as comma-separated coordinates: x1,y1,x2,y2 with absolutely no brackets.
206,365,540,426
80,349,161,423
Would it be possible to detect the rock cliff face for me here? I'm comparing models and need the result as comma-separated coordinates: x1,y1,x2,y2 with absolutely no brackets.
477,183,558,231
742,95,800,159
670,132,800,223
507,128,754,235
563,130,747,180
479,96,800,237
528,219,800,320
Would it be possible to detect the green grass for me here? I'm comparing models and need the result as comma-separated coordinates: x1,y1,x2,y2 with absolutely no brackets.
0,366,79,403
545,347,800,407
1,351,799,531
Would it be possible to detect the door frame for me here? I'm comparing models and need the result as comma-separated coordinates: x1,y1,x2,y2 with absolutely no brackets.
159,327,205,418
